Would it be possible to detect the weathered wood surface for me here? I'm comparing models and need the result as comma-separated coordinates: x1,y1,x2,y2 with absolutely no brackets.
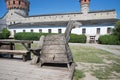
0,50,28,55
0,40,33,44
0,58,70,80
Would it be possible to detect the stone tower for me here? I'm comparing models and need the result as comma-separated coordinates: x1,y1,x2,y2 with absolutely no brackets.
5,0,29,16
80,0,90,14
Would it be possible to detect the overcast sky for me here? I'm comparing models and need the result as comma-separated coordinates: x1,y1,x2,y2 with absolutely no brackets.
0,0,120,19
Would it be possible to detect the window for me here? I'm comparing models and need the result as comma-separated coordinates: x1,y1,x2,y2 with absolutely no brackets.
9,1,10,5
13,1,15,4
97,28,100,34
58,29,62,33
84,0,86,2
14,30,16,34
107,28,111,34
39,29,42,33
48,29,52,33
14,22,15,24
19,1,21,5
31,29,33,32
82,28,86,34
23,30,26,32
10,22,12,25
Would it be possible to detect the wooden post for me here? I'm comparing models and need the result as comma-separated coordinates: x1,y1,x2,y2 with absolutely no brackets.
27,43,31,60
10,43,14,58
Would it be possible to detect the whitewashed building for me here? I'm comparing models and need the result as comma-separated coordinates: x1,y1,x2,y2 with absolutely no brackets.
0,0,118,42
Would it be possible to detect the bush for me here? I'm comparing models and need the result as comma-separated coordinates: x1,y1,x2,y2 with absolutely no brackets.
70,34,86,43
14,32,50,40
98,35,120,45
2,28,10,39
113,20,120,40
0,33,3,39
14,32,87,43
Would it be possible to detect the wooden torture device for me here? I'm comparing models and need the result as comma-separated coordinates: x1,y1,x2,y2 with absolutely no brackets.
31,20,82,71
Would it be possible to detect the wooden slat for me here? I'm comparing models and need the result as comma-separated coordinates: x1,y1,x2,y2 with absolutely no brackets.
45,35,65,41
42,45,66,50
44,40,65,45
41,57,68,63
0,50,28,55
41,53,67,58
42,50,66,54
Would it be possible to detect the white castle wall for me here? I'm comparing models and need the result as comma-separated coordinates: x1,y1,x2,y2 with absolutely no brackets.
6,10,116,26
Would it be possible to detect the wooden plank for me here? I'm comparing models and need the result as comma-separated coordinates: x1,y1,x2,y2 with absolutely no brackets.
0,40,33,44
0,50,28,54
42,50,66,54
44,40,65,45
45,34,65,41
42,45,66,50
41,57,68,63
41,53,67,57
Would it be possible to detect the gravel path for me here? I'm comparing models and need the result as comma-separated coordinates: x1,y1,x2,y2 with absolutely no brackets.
0,58,70,80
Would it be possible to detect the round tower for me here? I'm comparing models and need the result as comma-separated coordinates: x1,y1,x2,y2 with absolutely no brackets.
80,0,90,14
5,0,29,16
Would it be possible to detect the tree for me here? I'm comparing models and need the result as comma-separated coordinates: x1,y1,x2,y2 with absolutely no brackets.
113,20,120,40
2,28,10,39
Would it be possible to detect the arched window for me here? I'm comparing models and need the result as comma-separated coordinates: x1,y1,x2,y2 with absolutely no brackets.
19,1,21,5
13,1,15,4
8,1,10,5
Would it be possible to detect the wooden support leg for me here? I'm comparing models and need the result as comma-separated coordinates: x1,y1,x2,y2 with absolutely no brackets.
67,63,71,72
31,55,39,65
10,54,14,58
38,61,42,68
22,55,27,62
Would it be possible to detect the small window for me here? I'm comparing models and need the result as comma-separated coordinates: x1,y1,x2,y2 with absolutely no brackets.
14,30,16,34
48,29,52,33
31,29,33,32
107,28,111,34
13,1,15,4
9,1,10,5
97,28,100,34
10,22,12,25
58,29,62,33
14,22,15,24
23,30,26,32
39,29,42,33
19,1,21,5
82,28,86,34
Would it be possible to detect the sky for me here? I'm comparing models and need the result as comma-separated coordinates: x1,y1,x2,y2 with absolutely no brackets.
0,0,120,19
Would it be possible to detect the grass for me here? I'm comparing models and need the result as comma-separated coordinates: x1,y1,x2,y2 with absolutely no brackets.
92,67,111,79
70,45,104,63
74,69,85,80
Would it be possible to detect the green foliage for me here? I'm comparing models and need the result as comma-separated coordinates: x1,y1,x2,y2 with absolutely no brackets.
14,32,87,43
70,34,86,43
14,32,49,40
98,35,120,45
74,69,85,80
0,33,3,39
2,28,10,39
113,20,120,40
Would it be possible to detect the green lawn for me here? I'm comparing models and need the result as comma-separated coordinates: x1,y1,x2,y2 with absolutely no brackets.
70,45,104,63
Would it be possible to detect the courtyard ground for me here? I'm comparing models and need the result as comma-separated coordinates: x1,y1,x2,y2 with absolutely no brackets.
0,43,120,80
